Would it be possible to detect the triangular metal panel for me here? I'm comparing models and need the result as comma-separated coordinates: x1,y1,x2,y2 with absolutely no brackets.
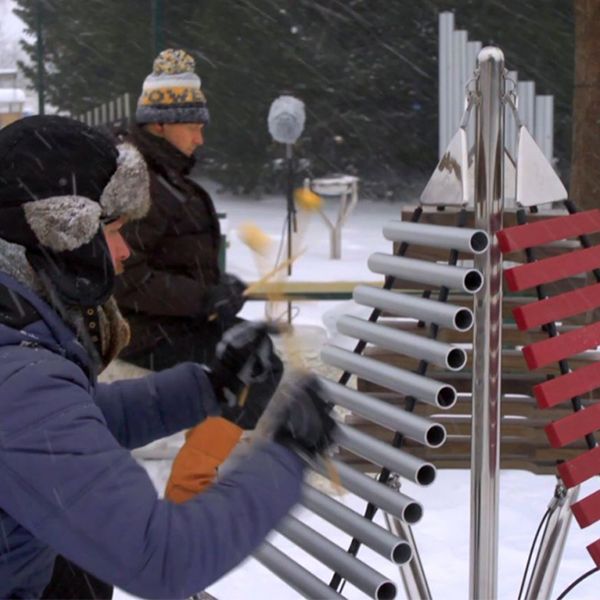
420,128,469,206
515,126,567,207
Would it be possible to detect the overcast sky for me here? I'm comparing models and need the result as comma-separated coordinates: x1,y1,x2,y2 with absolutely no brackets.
0,0,30,67
1,0,23,40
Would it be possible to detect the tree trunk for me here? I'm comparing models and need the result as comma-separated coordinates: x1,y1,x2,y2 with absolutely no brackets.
570,0,600,210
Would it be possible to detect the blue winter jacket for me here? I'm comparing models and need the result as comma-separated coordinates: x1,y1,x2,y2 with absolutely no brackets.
0,272,304,599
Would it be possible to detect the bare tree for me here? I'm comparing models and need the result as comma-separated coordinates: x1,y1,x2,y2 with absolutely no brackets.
570,0,600,210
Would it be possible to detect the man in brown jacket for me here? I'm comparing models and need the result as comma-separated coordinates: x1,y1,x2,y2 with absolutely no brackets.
115,50,284,495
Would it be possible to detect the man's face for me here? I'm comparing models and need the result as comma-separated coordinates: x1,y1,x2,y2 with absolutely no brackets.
102,217,130,275
160,123,205,156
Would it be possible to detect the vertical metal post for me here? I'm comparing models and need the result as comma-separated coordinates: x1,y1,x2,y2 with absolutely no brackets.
36,0,45,115
470,46,505,600
534,95,554,161
523,482,579,600
517,81,536,132
124,92,131,122
439,12,454,157
454,29,468,126
384,514,432,600
505,70,519,161
285,143,295,324
467,41,482,155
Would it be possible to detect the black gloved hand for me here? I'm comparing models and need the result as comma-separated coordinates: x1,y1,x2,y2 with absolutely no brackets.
205,273,247,323
207,320,274,417
266,373,336,457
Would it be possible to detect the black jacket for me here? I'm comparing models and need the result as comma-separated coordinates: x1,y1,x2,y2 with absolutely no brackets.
115,125,222,352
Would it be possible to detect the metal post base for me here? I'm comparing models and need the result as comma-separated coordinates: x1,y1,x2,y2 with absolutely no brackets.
384,513,432,600
522,479,578,600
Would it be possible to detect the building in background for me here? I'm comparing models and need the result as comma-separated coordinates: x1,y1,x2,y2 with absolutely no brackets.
0,68,25,127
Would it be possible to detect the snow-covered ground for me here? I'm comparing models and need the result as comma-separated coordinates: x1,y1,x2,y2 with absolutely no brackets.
115,188,600,600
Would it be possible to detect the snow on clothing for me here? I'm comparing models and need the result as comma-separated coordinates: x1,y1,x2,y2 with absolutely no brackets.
114,124,222,355
0,271,304,599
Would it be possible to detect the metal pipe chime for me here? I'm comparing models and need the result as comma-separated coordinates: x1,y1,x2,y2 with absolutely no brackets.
354,285,474,332
336,316,467,371
368,253,483,294
254,542,346,600
321,346,458,409
334,424,436,486
277,516,397,600
321,380,447,448
314,458,424,525
301,485,413,564
382,221,489,254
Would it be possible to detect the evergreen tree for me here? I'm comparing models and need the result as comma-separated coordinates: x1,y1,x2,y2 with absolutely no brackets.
14,0,573,195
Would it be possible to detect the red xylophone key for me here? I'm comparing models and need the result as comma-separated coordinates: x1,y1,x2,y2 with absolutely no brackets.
534,362,600,408
545,404,600,448
513,283,600,331
504,245,600,292
587,539,600,567
572,490,600,528
522,321,600,370
497,210,600,253
557,446,600,488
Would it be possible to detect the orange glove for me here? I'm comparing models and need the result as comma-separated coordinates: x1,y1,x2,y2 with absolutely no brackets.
165,416,243,503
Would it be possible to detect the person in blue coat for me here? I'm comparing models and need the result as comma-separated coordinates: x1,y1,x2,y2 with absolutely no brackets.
0,115,335,599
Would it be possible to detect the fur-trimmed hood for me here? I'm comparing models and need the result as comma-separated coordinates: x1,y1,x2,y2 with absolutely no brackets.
0,116,151,307
99,142,151,221
20,142,150,254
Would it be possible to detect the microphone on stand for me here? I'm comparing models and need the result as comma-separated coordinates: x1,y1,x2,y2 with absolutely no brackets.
267,94,306,323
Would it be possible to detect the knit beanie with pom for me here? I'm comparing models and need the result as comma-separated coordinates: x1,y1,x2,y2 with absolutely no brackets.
136,49,210,125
